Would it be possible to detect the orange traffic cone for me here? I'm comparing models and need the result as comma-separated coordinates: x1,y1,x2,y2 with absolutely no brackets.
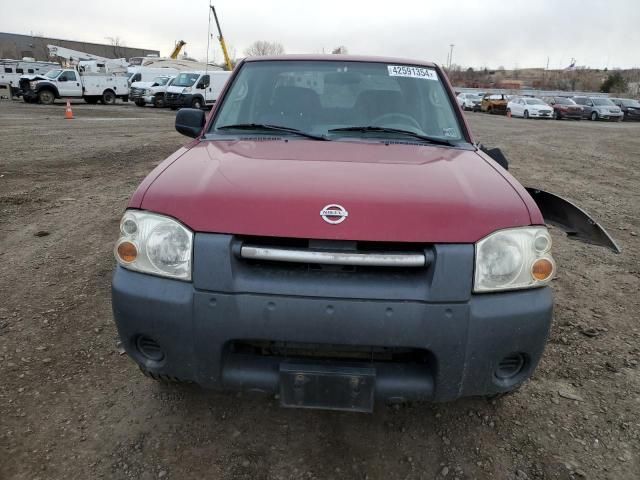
64,100,74,120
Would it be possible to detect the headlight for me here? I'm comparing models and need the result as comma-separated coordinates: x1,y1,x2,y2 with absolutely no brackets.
143,88,151,95
474,227,555,292
183,87,192,93
114,210,193,281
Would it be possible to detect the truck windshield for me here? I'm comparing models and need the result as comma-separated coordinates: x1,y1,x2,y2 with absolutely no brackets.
172,73,200,87
592,98,614,106
153,77,170,86
210,60,464,143
45,69,62,79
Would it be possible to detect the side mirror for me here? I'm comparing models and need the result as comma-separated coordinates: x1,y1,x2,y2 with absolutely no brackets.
479,144,509,170
175,108,206,138
197,82,209,89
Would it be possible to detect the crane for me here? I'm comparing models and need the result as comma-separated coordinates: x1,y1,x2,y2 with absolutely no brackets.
210,4,233,71
169,40,187,60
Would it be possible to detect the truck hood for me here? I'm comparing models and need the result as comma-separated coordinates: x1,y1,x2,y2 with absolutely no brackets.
131,81,154,89
137,140,535,243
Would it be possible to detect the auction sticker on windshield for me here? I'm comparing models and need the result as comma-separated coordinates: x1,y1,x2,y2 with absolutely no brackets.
387,65,438,80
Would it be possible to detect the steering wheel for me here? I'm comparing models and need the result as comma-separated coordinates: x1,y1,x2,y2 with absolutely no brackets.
371,113,421,130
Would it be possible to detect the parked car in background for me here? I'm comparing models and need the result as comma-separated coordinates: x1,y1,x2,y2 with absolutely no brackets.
609,98,640,121
507,97,553,119
542,97,583,120
573,96,623,121
481,93,508,114
456,92,482,111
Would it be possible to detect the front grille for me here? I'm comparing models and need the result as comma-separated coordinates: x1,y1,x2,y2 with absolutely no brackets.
236,236,432,272
229,341,430,364
129,87,144,97
166,92,180,101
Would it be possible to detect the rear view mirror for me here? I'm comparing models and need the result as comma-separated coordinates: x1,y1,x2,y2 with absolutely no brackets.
175,108,206,138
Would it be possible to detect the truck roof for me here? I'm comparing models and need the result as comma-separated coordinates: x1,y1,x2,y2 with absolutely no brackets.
243,54,438,68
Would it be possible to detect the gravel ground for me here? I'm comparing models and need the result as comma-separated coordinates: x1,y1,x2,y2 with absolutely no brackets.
0,101,638,480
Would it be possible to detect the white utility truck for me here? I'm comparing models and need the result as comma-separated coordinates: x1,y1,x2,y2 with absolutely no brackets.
129,75,175,107
164,70,231,110
22,66,129,105
0,58,60,97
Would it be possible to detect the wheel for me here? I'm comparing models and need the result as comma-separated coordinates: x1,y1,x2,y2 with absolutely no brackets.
554,111,560,120
134,99,145,107
590,111,598,121
101,90,116,105
153,95,165,108
37,89,55,105
191,97,203,109
487,107,492,114
524,110,529,119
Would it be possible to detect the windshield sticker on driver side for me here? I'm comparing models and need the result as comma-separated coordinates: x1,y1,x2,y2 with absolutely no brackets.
388,65,438,81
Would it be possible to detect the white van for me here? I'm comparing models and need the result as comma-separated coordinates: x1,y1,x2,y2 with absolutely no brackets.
165,70,232,110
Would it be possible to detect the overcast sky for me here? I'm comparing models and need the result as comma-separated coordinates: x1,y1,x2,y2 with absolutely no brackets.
2,0,639,69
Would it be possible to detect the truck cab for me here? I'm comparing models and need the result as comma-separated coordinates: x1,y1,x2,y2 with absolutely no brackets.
165,70,231,110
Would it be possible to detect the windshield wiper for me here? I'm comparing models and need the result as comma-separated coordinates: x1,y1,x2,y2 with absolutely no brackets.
217,123,328,141
328,126,455,146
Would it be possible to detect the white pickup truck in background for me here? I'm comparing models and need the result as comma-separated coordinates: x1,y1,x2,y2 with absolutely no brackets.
22,66,129,105
129,75,175,108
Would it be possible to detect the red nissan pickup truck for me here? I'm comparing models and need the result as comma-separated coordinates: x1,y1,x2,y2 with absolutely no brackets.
112,55,618,412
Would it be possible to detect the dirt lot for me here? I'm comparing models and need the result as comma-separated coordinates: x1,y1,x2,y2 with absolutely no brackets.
1,100,638,480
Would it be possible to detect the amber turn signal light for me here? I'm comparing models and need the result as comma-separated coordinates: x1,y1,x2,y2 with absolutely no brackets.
532,258,554,281
117,241,138,263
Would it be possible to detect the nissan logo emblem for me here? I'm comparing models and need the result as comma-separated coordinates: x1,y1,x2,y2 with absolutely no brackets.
320,204,349,224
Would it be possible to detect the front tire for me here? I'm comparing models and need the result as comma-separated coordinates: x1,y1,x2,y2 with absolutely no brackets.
153,95,165,108
590,111,598,121
191,97,203,109
37,89,55,105
134,99,145,107
101,90,116,105
524,110,530,119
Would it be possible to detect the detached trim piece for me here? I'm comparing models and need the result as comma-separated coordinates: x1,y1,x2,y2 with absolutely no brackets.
240,246,427,267
525,187,621,254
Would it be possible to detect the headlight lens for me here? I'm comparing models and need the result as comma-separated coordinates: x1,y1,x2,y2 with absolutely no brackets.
183,87,192,93
474,227,555,292
114,210,193,281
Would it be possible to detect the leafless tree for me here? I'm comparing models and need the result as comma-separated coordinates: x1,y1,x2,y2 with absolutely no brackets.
105,36,127,58
331,46,348,54
244,41,285,57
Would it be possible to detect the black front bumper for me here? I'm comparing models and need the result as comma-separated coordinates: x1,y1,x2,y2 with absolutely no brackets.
112,236,553,406
165,92,193,108
623,110,640,121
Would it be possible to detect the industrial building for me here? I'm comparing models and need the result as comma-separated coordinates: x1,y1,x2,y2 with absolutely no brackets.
0,32,159,61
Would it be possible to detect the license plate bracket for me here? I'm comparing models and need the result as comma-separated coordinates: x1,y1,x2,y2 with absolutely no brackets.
279,363,375,412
